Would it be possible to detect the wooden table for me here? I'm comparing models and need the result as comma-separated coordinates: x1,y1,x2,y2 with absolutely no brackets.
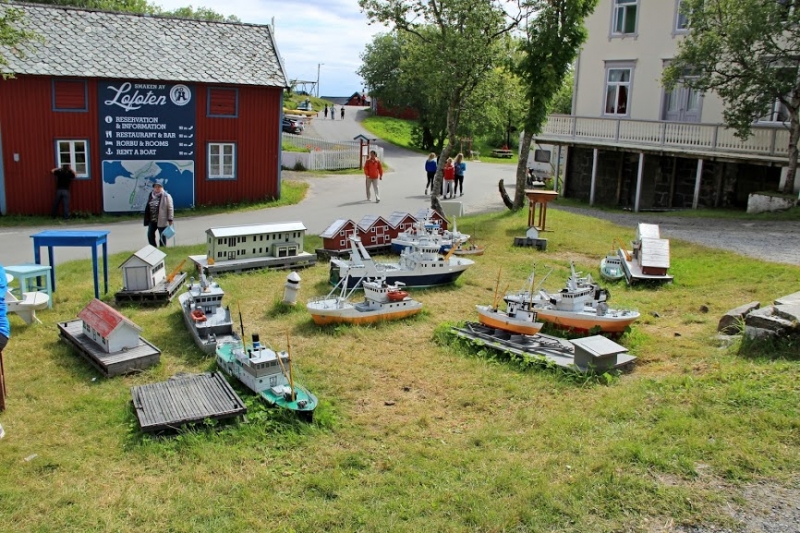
31,230,110,299
5,264,53,308
525,189,559,232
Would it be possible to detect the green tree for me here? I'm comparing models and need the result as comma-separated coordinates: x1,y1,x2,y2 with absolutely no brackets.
23,0,238,21
360,0,527,204
664,0,800,195
0,1,40,77
163,5,239,22
509,0,596,210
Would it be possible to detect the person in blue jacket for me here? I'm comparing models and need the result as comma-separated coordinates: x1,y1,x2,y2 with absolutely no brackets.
424,153,437,195
0,263,9,433
453,153,466,196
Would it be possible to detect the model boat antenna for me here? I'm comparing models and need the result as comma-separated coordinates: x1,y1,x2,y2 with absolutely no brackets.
237,302,245,341
492,268,502,310
533,267,553,292
286,332,296,402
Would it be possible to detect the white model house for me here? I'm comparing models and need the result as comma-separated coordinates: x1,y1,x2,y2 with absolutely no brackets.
119,245,166,292
77,299,142,353
535,0,799,211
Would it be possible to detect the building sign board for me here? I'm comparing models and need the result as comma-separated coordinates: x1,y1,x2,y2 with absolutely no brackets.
99,82,195,212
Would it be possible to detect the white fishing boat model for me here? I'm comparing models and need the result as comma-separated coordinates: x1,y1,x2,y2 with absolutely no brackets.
178,269,238,354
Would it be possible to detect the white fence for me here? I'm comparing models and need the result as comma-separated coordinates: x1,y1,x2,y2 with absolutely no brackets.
281,133,384,171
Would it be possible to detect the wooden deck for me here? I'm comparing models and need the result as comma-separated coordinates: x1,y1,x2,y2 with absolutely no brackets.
131,372,247,433
114,273,187,305
619,248,674,285
58,319,161,377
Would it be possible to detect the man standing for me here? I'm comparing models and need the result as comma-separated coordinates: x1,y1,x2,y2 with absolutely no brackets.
340,106,345,120
364,150,383,203
142,182,174,248
51,164,76,220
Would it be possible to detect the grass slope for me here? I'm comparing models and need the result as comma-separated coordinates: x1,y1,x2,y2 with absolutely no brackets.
1,208,799,532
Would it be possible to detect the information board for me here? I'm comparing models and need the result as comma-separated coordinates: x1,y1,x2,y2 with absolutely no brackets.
99,82,196,212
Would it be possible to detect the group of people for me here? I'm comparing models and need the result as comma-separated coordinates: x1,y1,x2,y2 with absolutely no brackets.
323,104,345,120
425,152,466,198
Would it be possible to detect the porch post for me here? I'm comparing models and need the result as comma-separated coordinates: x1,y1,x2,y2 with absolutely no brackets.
634,152,644,213
555,145,562,193
692,158,704,209
589,148,598,206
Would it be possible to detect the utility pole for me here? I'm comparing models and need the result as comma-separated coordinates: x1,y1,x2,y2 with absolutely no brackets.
316,63,324,98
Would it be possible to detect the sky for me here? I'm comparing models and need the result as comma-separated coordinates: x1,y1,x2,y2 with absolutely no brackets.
154,0,387,97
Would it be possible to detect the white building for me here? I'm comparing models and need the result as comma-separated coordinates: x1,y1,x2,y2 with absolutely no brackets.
206,222,307,262
535,0,799,211
119,245,166,292
77,299,142,353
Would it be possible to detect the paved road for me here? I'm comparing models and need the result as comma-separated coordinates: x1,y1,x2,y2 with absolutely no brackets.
0,105,517,266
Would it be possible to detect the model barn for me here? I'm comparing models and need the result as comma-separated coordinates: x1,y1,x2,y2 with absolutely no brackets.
0,4,288,216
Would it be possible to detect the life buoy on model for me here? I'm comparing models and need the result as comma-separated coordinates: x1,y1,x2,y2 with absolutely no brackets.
191,308,207,322
387,290,409,302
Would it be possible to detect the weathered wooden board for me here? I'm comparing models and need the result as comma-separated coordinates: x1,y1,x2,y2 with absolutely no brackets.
114,272,187,305
131,372,247,433
58,320,161,377
188,253,316,275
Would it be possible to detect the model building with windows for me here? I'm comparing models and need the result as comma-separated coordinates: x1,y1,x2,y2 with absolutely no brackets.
188,222,316,274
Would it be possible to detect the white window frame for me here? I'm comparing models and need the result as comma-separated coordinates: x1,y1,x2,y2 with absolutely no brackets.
610,0,639,37
758,97,790,124
56,139,89,178
208,142,236,180
603,62,635,117
673,0,689,34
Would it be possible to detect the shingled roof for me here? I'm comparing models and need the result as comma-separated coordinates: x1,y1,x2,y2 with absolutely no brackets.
0,3,289,87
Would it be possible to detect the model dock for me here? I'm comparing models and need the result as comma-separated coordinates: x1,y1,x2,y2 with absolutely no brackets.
131,372,247,433
115,272,187,304
58,319,161,377
451,322,636,372
619,223,673,284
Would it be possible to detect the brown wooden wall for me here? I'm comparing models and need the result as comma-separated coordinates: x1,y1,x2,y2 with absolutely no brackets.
0,75,283,215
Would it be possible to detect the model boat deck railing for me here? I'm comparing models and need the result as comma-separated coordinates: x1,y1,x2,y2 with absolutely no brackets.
536,115,790,161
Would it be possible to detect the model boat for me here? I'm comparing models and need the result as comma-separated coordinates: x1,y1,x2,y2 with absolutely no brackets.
330,232,474,289
308,273,423,325
453,242,485,256
216,333,318,420
390,217,470,254
178,270,237,354
476,271,543,335
599,245,625,281
525,263,639,334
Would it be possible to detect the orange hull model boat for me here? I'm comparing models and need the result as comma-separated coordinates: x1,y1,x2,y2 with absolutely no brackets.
307,275,422,326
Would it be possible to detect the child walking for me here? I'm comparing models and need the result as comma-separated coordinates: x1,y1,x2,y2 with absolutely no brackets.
424,153,437,195
443,157,455,199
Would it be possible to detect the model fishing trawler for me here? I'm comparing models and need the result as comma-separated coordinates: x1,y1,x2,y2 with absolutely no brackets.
476,270,544,336
599,240,626,281
307,273,423,325
390,217,470,254
330,232,474,289
178,269,238,354
522,263,640,334
216,330,317,420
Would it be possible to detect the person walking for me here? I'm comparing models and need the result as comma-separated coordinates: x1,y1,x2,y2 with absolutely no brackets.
51,164,76,220
142,182,174,248
364,150,383,203
331,105,336,120
443,157,455,199
424,153,437,195
0,263,10,421
340,106,345,120
324,104,328,118
454,153,466,197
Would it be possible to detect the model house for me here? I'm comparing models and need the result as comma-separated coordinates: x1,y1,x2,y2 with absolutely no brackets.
120,246,166,292
320,219,358,251
356,215,393,247
78,299,142,353
534,0,799,211
0,4,289,216
387,211,417,234
632,223,670,277
190,222,315,274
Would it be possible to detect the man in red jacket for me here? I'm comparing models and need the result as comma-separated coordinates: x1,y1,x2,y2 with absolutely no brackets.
364,150,383,203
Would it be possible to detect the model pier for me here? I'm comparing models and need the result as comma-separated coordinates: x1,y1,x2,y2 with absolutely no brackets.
451,322,636,372
58,319,161,377
131,372,247,433
619,223,673,285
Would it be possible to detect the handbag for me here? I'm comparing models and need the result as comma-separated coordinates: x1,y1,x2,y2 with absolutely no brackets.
161,225,175,239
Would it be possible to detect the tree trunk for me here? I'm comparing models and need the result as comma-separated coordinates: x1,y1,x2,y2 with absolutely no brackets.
784,112,799,196
512,130,534,209
430,100,460,207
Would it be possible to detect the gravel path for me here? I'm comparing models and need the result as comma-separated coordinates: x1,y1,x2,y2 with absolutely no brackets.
551,205,800,266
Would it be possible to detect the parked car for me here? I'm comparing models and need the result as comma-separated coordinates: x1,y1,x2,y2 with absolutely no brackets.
296,100,313,111
282,117,304,134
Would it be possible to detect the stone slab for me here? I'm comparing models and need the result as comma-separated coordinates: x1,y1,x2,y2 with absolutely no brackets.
718,301,761,334
773,304,800,325
775,291,800,306
745,306,795,332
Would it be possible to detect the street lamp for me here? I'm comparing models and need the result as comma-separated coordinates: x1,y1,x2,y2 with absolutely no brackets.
316,63,324,98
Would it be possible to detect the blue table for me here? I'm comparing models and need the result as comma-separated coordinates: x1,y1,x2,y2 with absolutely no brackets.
31,230,110,299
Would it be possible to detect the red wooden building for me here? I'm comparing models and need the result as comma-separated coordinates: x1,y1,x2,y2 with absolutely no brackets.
0,4,288,215
320,219,357,251
356,214,392,247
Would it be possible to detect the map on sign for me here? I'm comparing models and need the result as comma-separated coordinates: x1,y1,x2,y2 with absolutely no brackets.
102,160,194,213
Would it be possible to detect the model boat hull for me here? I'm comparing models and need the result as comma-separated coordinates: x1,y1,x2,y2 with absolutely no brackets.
534,308,639,333
599,256,625,281
308,298,423,325
476,305,543,335
178,292,236,354
330,264,470,289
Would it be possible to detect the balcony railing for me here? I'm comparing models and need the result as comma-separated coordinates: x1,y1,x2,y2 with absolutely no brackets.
536,115,790,160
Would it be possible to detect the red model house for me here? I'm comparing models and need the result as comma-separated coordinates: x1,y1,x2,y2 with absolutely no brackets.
0,4,289,215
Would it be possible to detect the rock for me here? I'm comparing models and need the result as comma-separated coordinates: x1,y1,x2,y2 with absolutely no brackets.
714,334,739,348
718,301,760,334
773,303,800,326
744,325,778,340
699,305,709,313
651,311,661,318
745,306,795,334
775,291,800,306
384,400,395,406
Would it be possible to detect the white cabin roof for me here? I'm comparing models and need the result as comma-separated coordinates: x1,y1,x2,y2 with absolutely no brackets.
637,223,661,240
640,238,670,269
571,336,628,357
120,245,166,268
207,222,306,238
320,219,353,238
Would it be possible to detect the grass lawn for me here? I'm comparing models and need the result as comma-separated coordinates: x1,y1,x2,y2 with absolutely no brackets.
1,207,799,532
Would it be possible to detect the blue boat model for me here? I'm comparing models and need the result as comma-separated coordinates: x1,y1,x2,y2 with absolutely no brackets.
389,217,470,254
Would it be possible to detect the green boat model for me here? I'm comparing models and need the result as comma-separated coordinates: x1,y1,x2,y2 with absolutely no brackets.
215,334,318,421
